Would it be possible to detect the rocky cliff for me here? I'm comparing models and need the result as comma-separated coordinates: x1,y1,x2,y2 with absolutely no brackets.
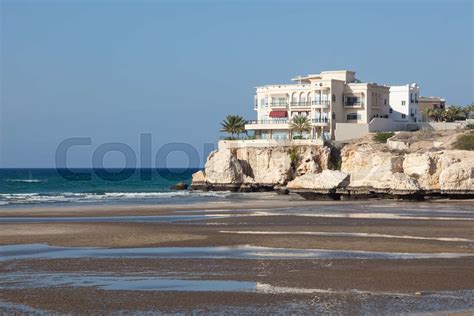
192,131,473,199
192,144,331,192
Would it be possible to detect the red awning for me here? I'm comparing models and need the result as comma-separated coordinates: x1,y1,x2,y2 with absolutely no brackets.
269,111,288,118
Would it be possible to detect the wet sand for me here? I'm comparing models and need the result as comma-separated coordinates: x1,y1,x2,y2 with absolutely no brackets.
0,195,473,314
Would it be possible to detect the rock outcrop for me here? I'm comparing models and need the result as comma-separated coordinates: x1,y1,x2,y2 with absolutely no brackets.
191,144,331,192
287,170,350,191
192,133,473,199
340,140,473,198
204,150,244,185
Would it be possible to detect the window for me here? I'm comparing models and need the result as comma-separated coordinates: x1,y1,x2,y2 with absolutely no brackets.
402,114,406,118
332,112,336,119
345,96,361,105
401,101,406,106
346,113,359,121
384,99,387,105
332,94,336,102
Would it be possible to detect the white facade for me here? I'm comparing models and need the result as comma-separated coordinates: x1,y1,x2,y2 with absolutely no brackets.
245,70,391,141
389,84,421,122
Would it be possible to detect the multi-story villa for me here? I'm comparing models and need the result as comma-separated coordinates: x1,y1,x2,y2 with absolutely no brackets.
418,96,446,112
389,84,421,122
245,70,391,140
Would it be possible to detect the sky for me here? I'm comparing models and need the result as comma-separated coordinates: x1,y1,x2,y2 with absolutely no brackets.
0,0,473,168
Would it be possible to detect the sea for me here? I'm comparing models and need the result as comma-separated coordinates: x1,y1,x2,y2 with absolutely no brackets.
0,168,230,207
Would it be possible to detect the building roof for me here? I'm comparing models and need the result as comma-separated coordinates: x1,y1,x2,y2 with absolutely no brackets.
419,96,445,102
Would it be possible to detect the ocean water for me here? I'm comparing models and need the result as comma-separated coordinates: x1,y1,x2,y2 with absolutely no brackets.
0,168,229,207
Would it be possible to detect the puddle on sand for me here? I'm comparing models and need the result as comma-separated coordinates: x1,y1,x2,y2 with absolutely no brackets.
1,203,473,224
1,272,473,298
0,273,257,292
0,214,232,223
218,231,474,243
0,271,473,315
0,243,472,261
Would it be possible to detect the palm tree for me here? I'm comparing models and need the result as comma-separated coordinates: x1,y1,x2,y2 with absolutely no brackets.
444,106,462,122
432,108,444,122
421,108,433,122
220,115,246,139
460,104,474,120
290,115,311,139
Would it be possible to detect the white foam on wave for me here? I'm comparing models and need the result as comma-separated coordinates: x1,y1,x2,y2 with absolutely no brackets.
0,190,232,206
219,231,474,243
5,179,45,183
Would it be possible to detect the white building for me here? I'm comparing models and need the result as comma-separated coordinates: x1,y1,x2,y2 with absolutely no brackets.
245,70,391,141
389,84,421,122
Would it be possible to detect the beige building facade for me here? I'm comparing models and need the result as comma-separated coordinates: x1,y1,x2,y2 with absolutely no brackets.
245,70,390,140
418,96,446,112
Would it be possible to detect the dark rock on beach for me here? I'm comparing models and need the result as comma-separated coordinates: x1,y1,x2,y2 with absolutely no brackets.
170,182,189,190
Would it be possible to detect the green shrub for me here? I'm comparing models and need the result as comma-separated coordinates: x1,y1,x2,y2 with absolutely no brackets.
465,123,474,130
373,132,395,143
289,146,299,168
453,133,474,150
292,135,303,140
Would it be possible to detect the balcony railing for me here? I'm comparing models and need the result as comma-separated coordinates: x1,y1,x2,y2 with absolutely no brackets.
311,118,329,124
246,119,289,125
312,100,330,105
344,101,364,107
290,101,311,107
270,102,289,107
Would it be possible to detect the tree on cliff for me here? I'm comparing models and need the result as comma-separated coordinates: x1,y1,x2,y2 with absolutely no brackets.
443,106,463,122
220,115,246,138
422,108,443,122
290,115,311,139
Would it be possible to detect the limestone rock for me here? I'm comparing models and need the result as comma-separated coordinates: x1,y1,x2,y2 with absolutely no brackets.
204,149,243,184
403,153,434,178
191,170,206,183
377,172,420,191
233,145,330,185
287,170,350,190
295,146,331,176
439,162,473,191
387,139,410,151
342,143,404,186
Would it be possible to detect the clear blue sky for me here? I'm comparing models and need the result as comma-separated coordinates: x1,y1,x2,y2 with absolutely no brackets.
1,0,472,168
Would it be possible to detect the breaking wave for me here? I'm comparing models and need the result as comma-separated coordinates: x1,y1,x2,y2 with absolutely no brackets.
0,191,231,206
5,179,45,183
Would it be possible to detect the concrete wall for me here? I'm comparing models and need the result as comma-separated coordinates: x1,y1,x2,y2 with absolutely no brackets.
335,123,370,142
335,118,415,142
418,121,469,131
368,118,408,132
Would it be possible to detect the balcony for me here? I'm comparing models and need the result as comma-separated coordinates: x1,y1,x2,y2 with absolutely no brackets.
270,102,288,108
245,119,289,130
312,100,330,108
246,119,289,125
290,101,311,107
311,118,329,126
344,101,364,108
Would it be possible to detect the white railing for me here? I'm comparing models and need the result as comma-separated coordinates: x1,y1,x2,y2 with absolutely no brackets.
246,119,289,125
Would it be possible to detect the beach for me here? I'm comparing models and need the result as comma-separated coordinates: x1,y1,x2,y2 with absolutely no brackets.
0,194,473,314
